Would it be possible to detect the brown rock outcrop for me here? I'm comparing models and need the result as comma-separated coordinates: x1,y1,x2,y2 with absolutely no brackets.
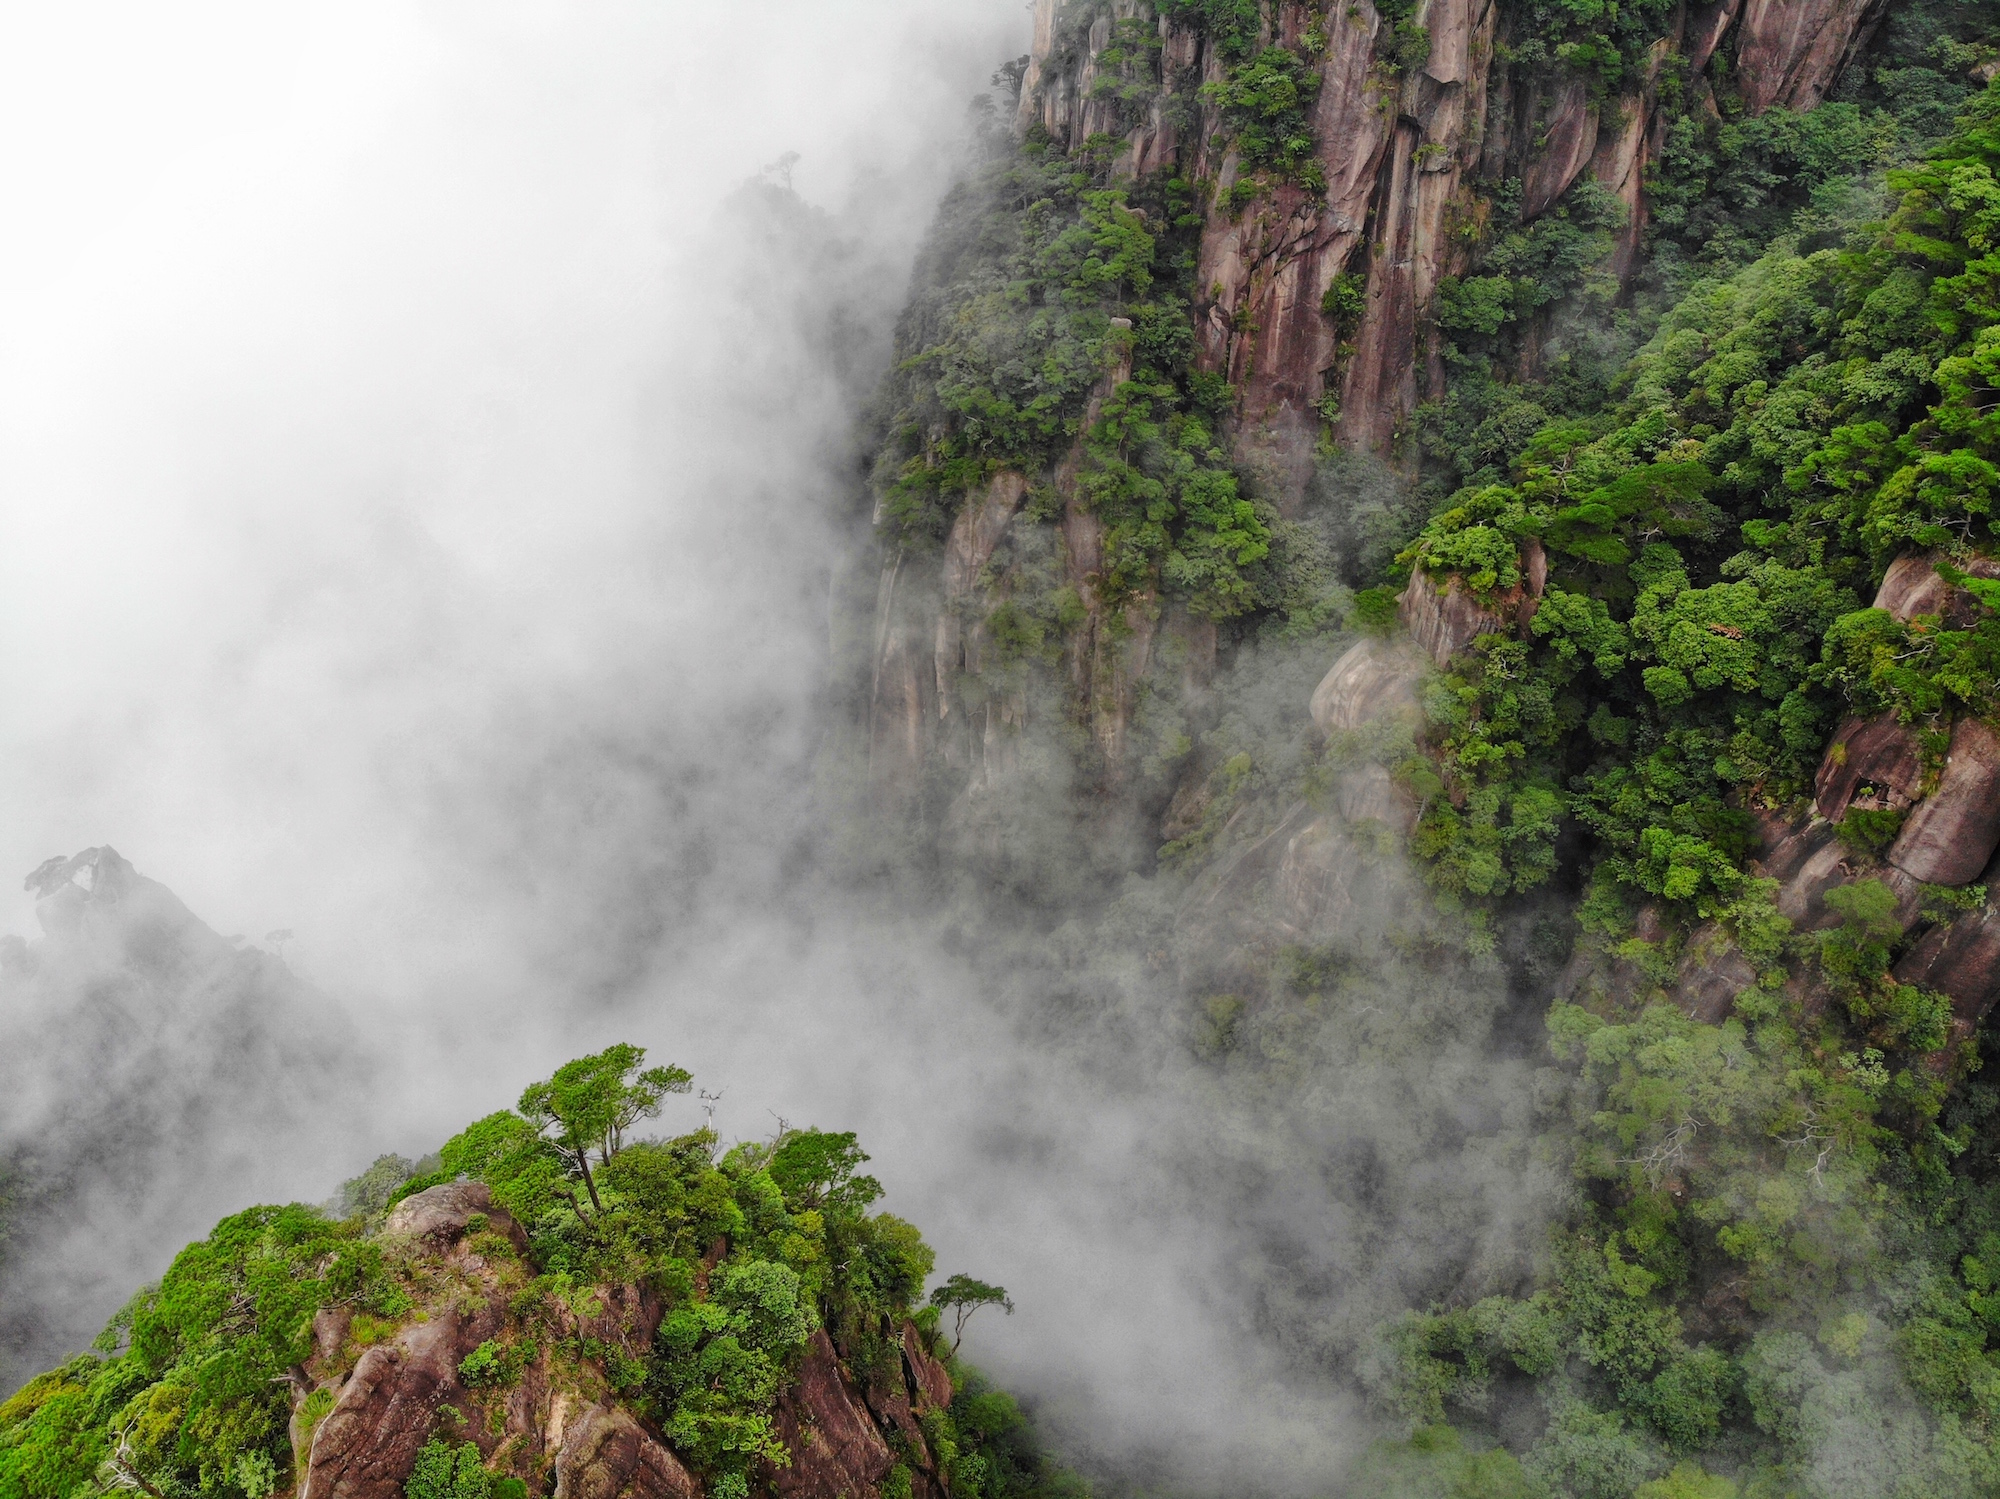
1894,880,2000,1056
1673,921,1759,1023
767,1331,896,1499
1399,544,1545,667
1814,715,1925,822
303,1310,484,1499
1752,810,1835,884
1872,551,2000,627
902,1322,953,1413
1520,75,1598,219
556,1281,665,1361
1775,844,1924,934
552,1405,700,1499
1009,0,1883,490
1334,764,1419,833
1400,571,1506,666
870,0,1888,838
1887,717,2000,886
383,1182,530,1256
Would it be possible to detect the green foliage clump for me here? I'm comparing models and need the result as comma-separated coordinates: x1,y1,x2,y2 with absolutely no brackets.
1343,1424,1534,1498
336,1154,424,1219
1201,46,1323,194
404,1441,504,1499
1397,88,2000,921
0,1206,404,1499
873,132,1310,627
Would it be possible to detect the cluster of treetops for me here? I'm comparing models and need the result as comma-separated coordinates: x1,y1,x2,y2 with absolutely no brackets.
0,1046,1061,1499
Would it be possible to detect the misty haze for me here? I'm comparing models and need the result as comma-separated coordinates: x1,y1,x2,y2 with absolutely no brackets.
9,4,2000,1499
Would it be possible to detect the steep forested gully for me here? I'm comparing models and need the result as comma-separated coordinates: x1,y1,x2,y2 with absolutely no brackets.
15,0,2000,1495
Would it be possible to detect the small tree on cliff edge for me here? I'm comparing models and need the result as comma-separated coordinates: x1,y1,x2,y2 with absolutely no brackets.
929,1274,1013,1352
518,1042,691,1214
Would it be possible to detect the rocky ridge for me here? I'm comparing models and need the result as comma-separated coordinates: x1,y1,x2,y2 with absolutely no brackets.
290,1185,958,1499
0,849,361,1391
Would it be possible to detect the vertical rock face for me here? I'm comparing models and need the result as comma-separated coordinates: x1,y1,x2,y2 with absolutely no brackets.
766,1331,896,1499
1895,876,2000,1056
1015,0,1882,486
1736,0,1885,112
1886,717,2000,886
866,0,1886,822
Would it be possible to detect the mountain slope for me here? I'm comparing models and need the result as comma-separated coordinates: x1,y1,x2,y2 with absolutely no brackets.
831,1,2000,1494
0,849,368,1394
0,1055,1062,1499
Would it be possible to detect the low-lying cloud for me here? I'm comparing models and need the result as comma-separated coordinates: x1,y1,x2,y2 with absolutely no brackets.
0,5,1558,1491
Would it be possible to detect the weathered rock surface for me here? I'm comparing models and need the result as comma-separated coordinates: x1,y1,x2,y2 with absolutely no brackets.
871,2,1891,822
552,1405,701,1499
902,1321,953,1413
1673,921,1760,1023
1737,0,1885,113
1399,571,1507,667
383,1182,530,1256
1774,841,1923,934
558,1281,666,1360
1310,637,1425,734
1334,764,1419,833
303,1308,493,1499
1872,550,2000,627
1399,544,1545,668
1887,717,2000,886
1814,715,1925,821
1014,0,1882,489
1752,809,1836,884
767,1330,896,1499
1895,872,2000,1056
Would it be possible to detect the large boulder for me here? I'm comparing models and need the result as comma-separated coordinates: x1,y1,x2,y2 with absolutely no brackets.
1309,637,1424,735
1334,764,1418,834
383,1182,530,1255
1307,637,1426,839
1398,548,1545,669
1752,811,1835,884
1871,551,2000,628
1815,715,1924,822
766,1331,895,1499
1887,717,2000,886
1672,922,1759,1024
1775,844,1924,934
552,1405,700,1499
